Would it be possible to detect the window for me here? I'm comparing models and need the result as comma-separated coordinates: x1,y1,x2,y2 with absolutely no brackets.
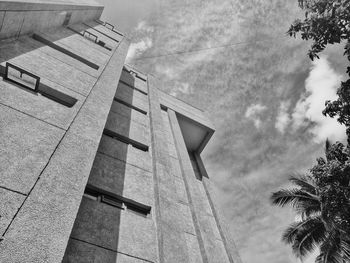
1,62,77,107
84,185,151,216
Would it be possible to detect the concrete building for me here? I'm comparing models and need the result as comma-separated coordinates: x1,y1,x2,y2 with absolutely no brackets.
0,1,242,262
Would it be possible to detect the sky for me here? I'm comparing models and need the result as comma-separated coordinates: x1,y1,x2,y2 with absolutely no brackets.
97,0,348,262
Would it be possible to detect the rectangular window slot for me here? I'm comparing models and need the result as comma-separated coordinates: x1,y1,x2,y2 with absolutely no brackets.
101,196,124,209
85,185,151,216
67,27,112,51
97,20,124,36
114,97,147,115
83,23,120,42
2,62,77,107
119,79,147,96
4,62,40,92
32,33,100,70
83,30,98,43
103,128,149,152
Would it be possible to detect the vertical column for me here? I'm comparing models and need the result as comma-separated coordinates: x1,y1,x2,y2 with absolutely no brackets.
194,154,243,263
148,76,190,263
168,109,232,263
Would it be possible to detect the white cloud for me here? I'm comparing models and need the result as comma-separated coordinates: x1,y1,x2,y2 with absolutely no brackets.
126,38,152,62
135,20,154,33
292,57,346,143
245,104,267,129
169,82,191,97
275,101,291,134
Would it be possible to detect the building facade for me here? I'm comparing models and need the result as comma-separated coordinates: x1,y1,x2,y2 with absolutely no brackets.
0,1,242,262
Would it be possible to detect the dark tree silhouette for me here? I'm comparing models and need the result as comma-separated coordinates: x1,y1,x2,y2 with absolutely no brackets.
272,1,350,261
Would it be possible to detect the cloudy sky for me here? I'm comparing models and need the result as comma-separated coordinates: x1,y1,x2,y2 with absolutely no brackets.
97,0,347,262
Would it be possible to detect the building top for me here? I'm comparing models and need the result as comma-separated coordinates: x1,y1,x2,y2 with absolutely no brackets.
124,64,215,153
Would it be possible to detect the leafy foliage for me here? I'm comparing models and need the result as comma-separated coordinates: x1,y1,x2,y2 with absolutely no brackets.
271,141,350,262
278,1,350,261
288,0,350,144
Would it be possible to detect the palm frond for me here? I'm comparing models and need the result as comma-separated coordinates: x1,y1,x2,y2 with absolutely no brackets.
282,217,323,245
289,175,316,194
316,233,343,263
291,217,326,258
270,188,319,208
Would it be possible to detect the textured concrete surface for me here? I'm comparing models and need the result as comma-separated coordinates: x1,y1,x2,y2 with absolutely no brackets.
105,110,150,146
0,2,103,40
88,153,153,206
0,189,25,234
115,82,149,112
97,135,152,171
0,27,129,262
110,100,149,127
70,198,157,262
148,75,192,263
0,104,64,194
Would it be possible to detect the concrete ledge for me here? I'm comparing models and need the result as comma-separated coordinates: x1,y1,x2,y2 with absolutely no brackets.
0,1,103,11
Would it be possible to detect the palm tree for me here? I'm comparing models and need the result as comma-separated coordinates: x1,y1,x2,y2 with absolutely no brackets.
271,141,350,263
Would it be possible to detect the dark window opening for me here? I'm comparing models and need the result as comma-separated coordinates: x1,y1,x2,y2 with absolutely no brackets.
114,97,147,115
103,128,149,152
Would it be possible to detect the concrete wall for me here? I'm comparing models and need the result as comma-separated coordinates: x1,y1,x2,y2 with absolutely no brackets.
0,10,129,261
0,0,103,40
63,68,159,263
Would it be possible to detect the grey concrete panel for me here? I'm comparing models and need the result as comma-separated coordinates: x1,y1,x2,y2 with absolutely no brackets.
0,1,103,11
20,10,62,36
38,27,110,66
0,104,64,194
98,135,152,171
63,238,116,263
0,11,4,30
133,77,148,94
88,153,153,206
170,156,182,178
162,223,189,263
202,177,243,263
24,36,100,77
115,82,149,111
0,189,25,234
0,39,97,96
178,203,196,235
0,77,84,130
63,238,155,263
0,39,130,263
110,100,149,128
174,176,188,204
185,233,204,263
71,199,157,262
118,210,158,262
0,11,24,40
105,111,150,146
68,38,129,143
70,198,122,251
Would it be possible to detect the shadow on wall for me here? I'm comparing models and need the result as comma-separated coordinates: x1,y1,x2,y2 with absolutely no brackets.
62,72,136,262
